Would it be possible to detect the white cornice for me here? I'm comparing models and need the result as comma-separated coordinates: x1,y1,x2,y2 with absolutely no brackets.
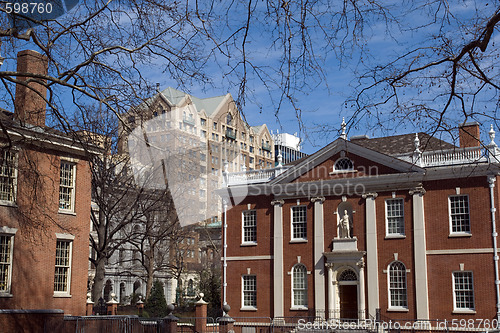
3,127,101,157
221,172,424,198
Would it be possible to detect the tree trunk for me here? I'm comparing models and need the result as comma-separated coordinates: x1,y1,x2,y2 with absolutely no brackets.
145,253,155,300
92,258,106,302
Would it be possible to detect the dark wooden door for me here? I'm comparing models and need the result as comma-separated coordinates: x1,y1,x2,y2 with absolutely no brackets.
339,285,358,319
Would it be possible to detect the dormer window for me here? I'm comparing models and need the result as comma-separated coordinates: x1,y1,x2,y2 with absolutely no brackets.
334,158,354,171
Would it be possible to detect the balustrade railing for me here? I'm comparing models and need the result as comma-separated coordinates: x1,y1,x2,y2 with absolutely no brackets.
225,166,290,185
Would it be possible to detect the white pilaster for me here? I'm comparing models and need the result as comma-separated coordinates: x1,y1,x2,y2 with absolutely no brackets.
272,199,285,318
410,187,429,319
357,259,366,320
312,196,326,315
327,263,334,318
362,192,379,317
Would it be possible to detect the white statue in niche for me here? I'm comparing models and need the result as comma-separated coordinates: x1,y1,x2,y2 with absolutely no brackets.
338,210,351,238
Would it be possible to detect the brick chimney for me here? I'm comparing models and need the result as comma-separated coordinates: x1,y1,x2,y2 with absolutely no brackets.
458,122,480,148
14,50,48,127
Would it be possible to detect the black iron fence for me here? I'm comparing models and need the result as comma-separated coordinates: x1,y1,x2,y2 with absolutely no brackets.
45,311,498,333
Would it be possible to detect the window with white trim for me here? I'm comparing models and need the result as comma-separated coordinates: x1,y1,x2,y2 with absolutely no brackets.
242,210,257,244
449,195,470,234
59,162,76,211
0,151,17,203
292,264,307,308
389,261,408,308
453,271,475,311
0,234,13,294
54,240,72,294
242,275,257,308
386,199,405,236
291,206,307,240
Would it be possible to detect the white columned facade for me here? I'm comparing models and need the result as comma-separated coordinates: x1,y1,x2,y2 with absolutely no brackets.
410,187,429,319
312,196,326,314
362,192,379,317
272,199,285,318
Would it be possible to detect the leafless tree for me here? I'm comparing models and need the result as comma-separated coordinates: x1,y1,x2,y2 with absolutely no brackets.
2,1,498,143
124,188,184,300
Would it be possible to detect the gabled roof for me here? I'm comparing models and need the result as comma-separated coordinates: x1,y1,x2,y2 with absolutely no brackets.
159,87,228,117
159,87,187,106
351,132,456,155
251,125,264,133
271,138,425,185
191,95,228,117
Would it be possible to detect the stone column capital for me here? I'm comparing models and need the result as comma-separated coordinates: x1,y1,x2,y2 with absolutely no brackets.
271,199,285,206
409,186,426,196
362,192,378,199
311,196,325,204
356,258,365,269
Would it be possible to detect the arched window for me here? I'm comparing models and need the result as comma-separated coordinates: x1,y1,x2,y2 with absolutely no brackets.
119,282,126,304
335,158,354,171
133,280,141,293
389,261,408,308
226,113,233,126
292,264,307,308
187,279,195,296
104,280,113,301
338,269,357,281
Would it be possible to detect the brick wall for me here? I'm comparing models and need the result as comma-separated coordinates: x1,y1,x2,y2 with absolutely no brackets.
224,171,499,321
0,149,91,315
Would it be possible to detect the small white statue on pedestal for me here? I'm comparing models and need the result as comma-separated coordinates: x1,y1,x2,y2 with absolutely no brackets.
338,210,351,238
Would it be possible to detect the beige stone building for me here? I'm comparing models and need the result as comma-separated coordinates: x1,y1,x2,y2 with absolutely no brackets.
119,87,275,223
108,88,274,304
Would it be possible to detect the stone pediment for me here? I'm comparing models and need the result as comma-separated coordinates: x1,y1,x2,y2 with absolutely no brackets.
270,139,424,185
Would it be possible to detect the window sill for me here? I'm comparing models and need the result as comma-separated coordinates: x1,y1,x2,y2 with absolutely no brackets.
0,201,17,208
53,293,72,298
329,170,357,175
58,210,76,216
449,233,472,238
0,293,13,298
385,234,406,239
289,239,307,244
290,306,308,311
387,307,409,312
240,306,257,311
453,309,476,314
241,242,257,247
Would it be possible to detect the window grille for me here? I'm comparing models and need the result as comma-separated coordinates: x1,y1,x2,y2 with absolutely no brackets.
54,240,72,292
243,210,257,243
389,261,408,308
292,206,307,239
449,195,470,233
292,265,307,307
386,199,405,235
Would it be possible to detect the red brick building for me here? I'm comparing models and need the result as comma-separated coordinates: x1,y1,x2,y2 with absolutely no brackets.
0,50,97,315
222,121,500,322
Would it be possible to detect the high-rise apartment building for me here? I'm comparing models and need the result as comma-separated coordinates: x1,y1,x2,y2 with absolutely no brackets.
102,87,274,303
272,131,308,164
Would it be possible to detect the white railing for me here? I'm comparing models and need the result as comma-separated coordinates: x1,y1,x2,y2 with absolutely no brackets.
396,146,487,167
225,147,491,187
225,166,290,186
